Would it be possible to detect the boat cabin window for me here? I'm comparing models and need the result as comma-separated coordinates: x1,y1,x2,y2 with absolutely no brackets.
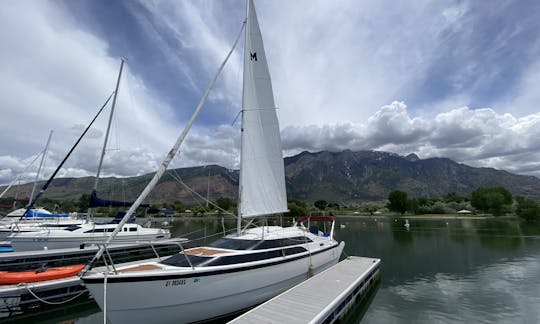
83,228,115,233
208,237,312,250
160,254,213,267
282,246,307,256
208,238,259,250
160,246,308,268
129,227,137,232
256,237,312,249
206,250,283,266
208,247,308,266
65,225,81,231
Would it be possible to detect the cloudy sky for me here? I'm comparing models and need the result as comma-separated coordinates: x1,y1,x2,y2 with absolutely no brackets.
1,0,540,186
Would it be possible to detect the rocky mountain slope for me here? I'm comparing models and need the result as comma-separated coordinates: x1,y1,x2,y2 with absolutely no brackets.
3,150,540,205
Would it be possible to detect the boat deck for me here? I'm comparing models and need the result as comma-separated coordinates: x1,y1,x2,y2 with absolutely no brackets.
229,256,381,324
0,238,186,271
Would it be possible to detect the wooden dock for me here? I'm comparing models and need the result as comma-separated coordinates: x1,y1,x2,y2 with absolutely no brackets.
229,256,381,324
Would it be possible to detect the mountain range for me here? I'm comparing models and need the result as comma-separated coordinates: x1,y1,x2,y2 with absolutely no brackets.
2,150,540,205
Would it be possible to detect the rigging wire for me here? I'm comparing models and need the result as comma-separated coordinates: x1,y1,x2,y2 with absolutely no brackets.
20,92,115,221
168,169,236,218
84,20,247,272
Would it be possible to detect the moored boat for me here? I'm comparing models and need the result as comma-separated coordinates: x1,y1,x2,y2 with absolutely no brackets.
81,1,345,323
8,221,170,252
84,225,343,323
0,264,85,285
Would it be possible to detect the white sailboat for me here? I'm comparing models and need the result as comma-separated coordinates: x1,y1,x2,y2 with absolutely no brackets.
7,60,170,250
0,208,84,240
0,132,87,240
81,1,344,323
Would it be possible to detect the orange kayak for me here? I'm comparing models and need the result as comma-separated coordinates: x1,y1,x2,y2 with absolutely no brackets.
0,264,85,285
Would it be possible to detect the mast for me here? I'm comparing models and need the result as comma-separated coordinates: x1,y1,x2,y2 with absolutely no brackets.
237,0,250,235
20,93,114,220
28,130,53,207
88,59,125,219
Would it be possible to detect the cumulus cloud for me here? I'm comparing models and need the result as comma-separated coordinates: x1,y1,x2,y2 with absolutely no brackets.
2,0,540,186
70,124,103,139
282,102,540,177
0,1,179,184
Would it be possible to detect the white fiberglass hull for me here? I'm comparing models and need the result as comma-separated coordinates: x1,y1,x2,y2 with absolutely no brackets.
84,241,344,324
9,231,170,251
0,220,86,240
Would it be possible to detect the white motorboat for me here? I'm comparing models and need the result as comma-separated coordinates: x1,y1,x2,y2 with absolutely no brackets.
81,1,344,323
8,218,170,251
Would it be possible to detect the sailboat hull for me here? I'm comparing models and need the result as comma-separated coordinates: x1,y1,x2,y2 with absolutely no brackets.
84,242,344,324
9,223,170,251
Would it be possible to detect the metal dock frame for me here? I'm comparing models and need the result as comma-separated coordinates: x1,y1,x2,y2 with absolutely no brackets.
229,256,381,324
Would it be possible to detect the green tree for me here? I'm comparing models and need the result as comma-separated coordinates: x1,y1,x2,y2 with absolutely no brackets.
287,200,308,217
471,187,512,216
363,202,379,215
515,196,540,221
388,190,408,214
173,200,184,213
327,202,340,210
78,194,90,212
314,200,328,211
216,197,235,211
443,192,464,203
407,198,420,214
288,199,307,209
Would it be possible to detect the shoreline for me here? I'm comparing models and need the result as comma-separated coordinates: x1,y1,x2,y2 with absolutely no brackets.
335,214,520,220
144,214,521,221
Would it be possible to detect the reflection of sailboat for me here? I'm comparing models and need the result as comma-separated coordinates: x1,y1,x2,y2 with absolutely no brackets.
81,1,344,323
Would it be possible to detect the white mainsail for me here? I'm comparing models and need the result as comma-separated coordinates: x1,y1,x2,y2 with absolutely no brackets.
239,0,288,218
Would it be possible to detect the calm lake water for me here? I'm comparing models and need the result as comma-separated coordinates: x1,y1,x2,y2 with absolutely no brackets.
7,216,540,323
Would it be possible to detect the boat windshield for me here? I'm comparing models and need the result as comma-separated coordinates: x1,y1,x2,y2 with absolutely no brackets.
208,236,312,250
159,246,308,268
160,254,213,267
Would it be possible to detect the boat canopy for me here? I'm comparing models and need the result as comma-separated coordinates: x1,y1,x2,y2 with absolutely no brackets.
89,191,149,208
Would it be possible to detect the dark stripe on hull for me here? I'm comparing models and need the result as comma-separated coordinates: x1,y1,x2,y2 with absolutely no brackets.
83,243,340,283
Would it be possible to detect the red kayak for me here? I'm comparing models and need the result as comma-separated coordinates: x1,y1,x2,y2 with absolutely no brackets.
0,264,85,285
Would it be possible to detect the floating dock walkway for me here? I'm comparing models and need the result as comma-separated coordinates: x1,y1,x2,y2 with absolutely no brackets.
229,256,380,324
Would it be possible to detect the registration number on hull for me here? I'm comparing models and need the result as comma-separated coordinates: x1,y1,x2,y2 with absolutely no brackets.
165,279,186,287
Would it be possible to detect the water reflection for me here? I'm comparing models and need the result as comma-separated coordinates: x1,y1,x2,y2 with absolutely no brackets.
13,217,540,323
362,254,540,323
476,219,522,251
336,217,540,323
390,220,413,246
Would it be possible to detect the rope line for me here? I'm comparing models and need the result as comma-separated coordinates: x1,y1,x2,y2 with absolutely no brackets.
20,283,87,305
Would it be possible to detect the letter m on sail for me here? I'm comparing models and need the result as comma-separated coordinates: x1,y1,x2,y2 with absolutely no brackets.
250,51,257,61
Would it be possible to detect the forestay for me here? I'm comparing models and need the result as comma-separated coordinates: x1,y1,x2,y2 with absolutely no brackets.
239,0,288,218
